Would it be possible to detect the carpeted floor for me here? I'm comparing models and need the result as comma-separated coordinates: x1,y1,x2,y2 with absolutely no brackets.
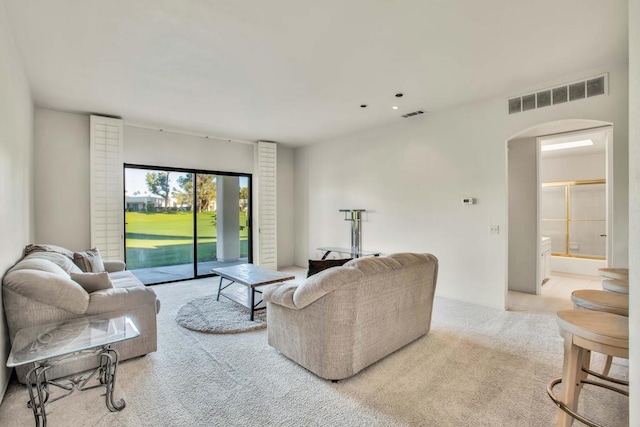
175,295,267,333
0,273,628,426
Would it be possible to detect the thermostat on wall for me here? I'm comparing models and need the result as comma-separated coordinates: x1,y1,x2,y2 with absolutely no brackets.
462,197,476,205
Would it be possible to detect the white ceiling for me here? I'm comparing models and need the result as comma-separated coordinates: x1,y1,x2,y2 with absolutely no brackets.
3,0,628,146
540,128,608,159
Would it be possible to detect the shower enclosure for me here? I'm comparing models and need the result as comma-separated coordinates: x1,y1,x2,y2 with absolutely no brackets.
540,180,606,259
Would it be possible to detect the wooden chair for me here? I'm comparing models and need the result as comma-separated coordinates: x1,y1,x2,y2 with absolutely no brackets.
601,279,629,294
571,290,628,376
598,267,629,295
597,267,628,281
548,310,628,427
571,290,628,316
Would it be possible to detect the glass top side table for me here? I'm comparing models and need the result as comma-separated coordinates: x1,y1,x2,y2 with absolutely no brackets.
7,315,139,427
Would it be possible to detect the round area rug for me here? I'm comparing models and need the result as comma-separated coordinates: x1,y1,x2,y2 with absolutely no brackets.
175,295,266,334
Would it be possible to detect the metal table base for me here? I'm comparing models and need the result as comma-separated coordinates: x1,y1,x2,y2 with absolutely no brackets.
25,346,125,427
216,276,265,321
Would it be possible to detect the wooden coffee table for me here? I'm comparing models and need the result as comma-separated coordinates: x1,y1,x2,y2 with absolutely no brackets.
212,264,295,321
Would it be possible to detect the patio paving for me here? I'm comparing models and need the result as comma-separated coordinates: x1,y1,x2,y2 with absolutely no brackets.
130,258,248,285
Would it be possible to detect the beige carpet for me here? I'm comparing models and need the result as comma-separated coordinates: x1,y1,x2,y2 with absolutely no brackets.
175,295,266,333
0,276,628,426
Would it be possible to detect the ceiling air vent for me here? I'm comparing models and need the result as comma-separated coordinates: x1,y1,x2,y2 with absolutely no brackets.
508,73,608,115
402,110,425,118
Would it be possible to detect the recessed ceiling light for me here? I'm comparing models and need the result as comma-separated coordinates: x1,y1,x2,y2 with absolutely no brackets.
541,139,594,152
392,106,399,110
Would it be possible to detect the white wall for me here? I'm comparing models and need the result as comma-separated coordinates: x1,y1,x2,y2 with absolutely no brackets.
124,126,254,174
31,118,296,268
294,65,629,309
34,109,90,250
628,0,639,422
0,1,34,401
540,152,605,182
507,137,537,293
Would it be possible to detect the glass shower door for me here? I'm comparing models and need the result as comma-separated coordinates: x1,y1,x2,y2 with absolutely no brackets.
541,185,567,254
540,180,606,260
568,183,606,257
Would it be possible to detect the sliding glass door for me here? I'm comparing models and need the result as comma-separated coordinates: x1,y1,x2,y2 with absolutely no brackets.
194,175,251,276
124,165,251,285
194,173,218,276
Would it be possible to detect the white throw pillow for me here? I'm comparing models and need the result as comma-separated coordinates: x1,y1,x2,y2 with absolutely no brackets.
73,247,106,273
70,272,114,293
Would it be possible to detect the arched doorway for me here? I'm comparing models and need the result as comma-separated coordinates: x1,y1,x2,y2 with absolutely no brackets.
506,119,613,305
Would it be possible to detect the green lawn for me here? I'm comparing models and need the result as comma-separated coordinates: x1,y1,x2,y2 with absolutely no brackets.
125,211,249,269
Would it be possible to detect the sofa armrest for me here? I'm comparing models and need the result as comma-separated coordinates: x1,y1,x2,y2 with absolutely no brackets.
263,283,299,309
291,267,363,309
3,270,89,314
103,260,126,273
86,286,158,315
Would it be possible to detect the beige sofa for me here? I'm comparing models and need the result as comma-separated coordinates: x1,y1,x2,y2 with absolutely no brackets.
2,245,160,383
263,253,438,380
